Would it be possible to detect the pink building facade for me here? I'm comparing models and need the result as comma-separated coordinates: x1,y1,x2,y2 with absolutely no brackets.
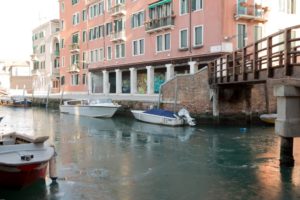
59,0,269,95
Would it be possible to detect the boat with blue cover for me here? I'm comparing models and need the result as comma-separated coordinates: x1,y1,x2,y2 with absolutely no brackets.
131,108,195,126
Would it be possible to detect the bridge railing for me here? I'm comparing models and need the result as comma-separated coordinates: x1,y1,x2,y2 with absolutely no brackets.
209,25,300,85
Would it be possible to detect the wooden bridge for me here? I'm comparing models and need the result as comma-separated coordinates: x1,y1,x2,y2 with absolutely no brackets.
208,25,300,86
207,25,300,167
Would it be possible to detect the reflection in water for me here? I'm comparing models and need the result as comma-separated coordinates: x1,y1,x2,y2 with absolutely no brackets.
1,107,300,199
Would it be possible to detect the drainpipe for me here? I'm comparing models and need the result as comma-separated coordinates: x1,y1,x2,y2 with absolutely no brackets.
189,0,192,54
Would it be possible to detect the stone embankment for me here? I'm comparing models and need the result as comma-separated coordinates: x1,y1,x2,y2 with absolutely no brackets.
30,67,276,122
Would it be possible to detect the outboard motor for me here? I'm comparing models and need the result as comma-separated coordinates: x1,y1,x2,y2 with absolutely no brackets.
178,108,196,126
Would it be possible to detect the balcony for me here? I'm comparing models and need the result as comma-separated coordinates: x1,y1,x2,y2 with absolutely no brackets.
69,43,80,53
145,15,175,33
111,3,126,17
234,3,268,23
68,64,80,73
110,31,126,42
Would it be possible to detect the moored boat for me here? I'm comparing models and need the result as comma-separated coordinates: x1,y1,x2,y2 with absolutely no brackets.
260,113,277,124
0,132,56,188
131,108,196,126
0,96,32,107
60,99,121,118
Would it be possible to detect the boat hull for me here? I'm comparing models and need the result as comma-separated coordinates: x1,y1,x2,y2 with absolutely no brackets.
0,162,48,188
131,110,184,126
60,105,120,118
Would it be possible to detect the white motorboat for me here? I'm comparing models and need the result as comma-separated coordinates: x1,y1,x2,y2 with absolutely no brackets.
131,108,196,126
0,132,56,188
60,99,121,118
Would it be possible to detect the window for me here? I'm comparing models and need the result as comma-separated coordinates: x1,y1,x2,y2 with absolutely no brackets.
90,50,94,63
192,0,203,11
279,0,296,14
149,2,172,20
33,61,39,70
115,43,125,58
71,74,79,85
156,33,171,52
194,26,203,47
99,48,104,61
133,39,144,56
106,22,112,35
39,31,44,38
40,45,46,54
107,46,112,60
180,29,188,49
61,2,65,12
180,0,188,15
98,25,105,38
72,33,79,44
72,13,80,25
61,76,65,85
237,24,246,49
62,57,65,67
40,61,46,69
71,54,79,65
72,0,79,5
82,30,86,42
254,26,262,42
99,1,105,15
107,0,112,11
82,74,86,85
237,0,247,15
61,39,65,48
82,52,88,69
89,1,105,19
82,10,87,21
61,20,64,30
131,11,144,28
114,19,124,32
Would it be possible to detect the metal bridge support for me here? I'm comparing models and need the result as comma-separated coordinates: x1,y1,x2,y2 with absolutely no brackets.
274,84,300,167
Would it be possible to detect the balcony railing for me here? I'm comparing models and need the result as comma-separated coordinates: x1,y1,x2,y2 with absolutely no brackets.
69,43,80,53
145,15,175,33
111,3,126,17
110,31,126,42
234,3,268,23
68,64,80,73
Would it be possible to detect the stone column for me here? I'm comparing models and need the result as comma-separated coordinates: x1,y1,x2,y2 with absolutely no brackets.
165,64,174,81
274,85,300,167
188,61,198,74
146,66,154,95
130,68,137,94
115,69,122,94
87,72,92,94
102,70,109,95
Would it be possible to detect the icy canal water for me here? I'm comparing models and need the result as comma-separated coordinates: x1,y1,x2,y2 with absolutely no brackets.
1,107,300,200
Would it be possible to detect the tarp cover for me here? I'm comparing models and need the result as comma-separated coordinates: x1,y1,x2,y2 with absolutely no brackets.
144,109,176,118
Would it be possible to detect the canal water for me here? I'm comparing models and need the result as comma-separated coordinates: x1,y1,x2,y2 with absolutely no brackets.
0,107,300,200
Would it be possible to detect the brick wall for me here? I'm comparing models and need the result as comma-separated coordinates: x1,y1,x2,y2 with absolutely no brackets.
160,67,277,117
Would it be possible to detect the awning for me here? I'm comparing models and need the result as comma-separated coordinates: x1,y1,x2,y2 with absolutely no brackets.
149,0,172,9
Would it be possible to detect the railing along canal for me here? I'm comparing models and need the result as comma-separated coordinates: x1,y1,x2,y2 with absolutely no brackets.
208,25,300,85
